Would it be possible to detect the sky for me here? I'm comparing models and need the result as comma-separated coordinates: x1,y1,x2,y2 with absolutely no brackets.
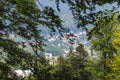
37,0,120,37
38,0,70,13
38,0,120,29
39,0,90,37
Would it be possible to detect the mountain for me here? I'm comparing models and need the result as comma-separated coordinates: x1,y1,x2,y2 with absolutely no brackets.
37,0,91,56
43,30,90,55
39,12,90,56
5,1,90,57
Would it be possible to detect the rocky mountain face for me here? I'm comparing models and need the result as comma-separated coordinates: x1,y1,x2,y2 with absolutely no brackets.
40,13,90,56
43,30,90,56
38,0,91,56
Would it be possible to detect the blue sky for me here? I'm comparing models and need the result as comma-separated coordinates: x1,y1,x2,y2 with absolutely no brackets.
39,0,119,13
39,0,77,32
38,0,70,13
38,0,120,33
36,0,120,53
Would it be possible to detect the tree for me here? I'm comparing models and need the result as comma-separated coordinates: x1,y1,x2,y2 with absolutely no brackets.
69,44,91,80
0,0,62,55
1,0,120,79
0,0,62,79
50,0,120,28
106,55,120,80
87,12,120,80
57,56,75,80
111,14,120,51
75,43,88,57
59,44,92,80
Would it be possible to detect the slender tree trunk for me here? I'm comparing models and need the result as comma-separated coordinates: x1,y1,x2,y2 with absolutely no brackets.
102,52,107,80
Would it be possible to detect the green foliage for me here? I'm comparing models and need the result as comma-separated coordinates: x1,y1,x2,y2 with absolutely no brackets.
0,0,63,55
111,14,120,51
88,13,120,58
0,0,62,79
1,0,120,79
106,55,120,80
51,0,120,28
0,63,11,80
87,12,120,79
75,43,88,57
31,44,92,80
56,44,92,80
